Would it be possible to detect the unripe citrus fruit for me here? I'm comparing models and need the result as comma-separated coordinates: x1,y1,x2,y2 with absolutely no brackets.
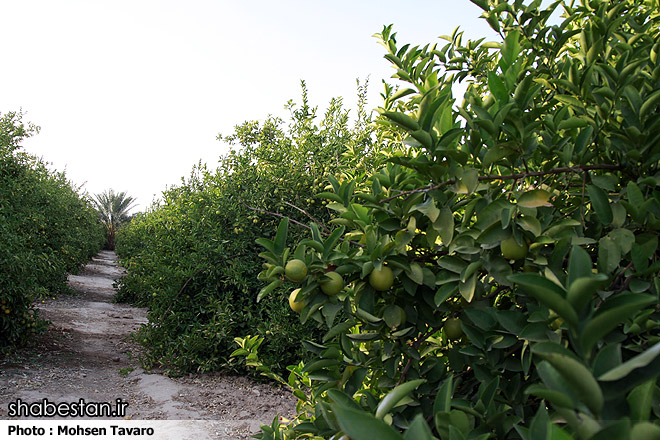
550,317,563,330
369,266,394,291
501,236,528,260
444,318,463,340
285,259,308,283
288,288,305,313
320,272,344,296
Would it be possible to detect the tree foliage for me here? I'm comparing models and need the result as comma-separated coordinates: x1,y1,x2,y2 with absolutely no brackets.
245,1,660,438
114,83,382,374
0,111,105,350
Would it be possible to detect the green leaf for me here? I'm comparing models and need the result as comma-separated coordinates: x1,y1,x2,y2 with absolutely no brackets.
554,94,584,109
532,349,603,415
381,111,420,132
517,216,542,236
404,414,435,440
598,236,621,274
375,379,426,419
627,181,645,207
640,89,660,120
257,279,282,302
567,245,593,287
460,261,482,283
566,275,608,314
437,256,467,273
630,422,660,440
607,229,634,255
323,320,355,343
299,238,324,253
501,29,520,68
529,404,551,440
407,262,424,285
459,273,476,302
435,207,455,245
536,360,581,405
518,190,553,208
558,116,589,130
316,191,345,204
433,376,454,413
587,184,613,225
550,425,575,440
273,218,289,255
599,342,660,381
383,305,405,329
322,226,345,260
414,198,440,222
525,384,574,409
627,380,655,422
462,168,479,194
580,294,656,352
255,238,275,253
331,404,403,440
509,273,577,328
435,283,458,306
592,344,622,378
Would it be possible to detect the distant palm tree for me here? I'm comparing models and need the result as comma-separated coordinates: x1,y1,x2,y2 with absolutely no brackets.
93,189,137,250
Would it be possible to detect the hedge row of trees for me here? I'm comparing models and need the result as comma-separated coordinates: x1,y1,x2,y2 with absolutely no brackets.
113,83,389,374
0,111,106,350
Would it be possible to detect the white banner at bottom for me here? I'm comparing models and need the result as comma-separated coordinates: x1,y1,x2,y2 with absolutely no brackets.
0,420,231,440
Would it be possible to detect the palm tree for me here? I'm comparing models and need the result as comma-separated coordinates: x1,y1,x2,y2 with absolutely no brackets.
93,189,137,250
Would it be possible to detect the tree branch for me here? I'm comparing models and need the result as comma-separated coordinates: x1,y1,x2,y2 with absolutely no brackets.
283,201,330,233
379,164,622,203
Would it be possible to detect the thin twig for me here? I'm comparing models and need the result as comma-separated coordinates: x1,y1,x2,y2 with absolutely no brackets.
396,325,443,385
243,202,312,231
239,198,364,247
283,201,330,233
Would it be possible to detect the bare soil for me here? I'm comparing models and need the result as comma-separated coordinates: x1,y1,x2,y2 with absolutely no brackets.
0,251,297,439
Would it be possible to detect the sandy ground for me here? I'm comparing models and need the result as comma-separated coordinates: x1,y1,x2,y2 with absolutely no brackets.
0,251,297,439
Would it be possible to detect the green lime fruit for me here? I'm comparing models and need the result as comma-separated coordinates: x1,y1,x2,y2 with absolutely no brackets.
444,318,464,340
285,259,308,283
288,288,305,313
320,271,344,296
501,236,528,260
550,317,564,330
369,266,394,291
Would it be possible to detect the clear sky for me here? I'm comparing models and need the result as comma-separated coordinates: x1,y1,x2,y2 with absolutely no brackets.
1,1,497,212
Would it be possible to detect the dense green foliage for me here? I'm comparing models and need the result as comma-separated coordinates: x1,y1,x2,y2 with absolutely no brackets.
242,0,660,438
0,111,105,350
114,84,383,374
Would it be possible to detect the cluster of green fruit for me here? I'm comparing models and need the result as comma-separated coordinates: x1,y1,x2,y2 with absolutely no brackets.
283,259,396,313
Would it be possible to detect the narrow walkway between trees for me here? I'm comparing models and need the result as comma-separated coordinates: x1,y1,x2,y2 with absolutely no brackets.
0,251,295,439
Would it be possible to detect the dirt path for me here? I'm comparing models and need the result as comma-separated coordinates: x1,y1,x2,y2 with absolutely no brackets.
0,251,296,439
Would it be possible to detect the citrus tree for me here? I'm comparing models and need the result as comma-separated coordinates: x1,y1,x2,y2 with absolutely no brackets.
115,83,382,374
247,1,660,438
0,110,105,351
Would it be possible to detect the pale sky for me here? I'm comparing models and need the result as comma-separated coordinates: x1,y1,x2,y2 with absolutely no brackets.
1,1,496,211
